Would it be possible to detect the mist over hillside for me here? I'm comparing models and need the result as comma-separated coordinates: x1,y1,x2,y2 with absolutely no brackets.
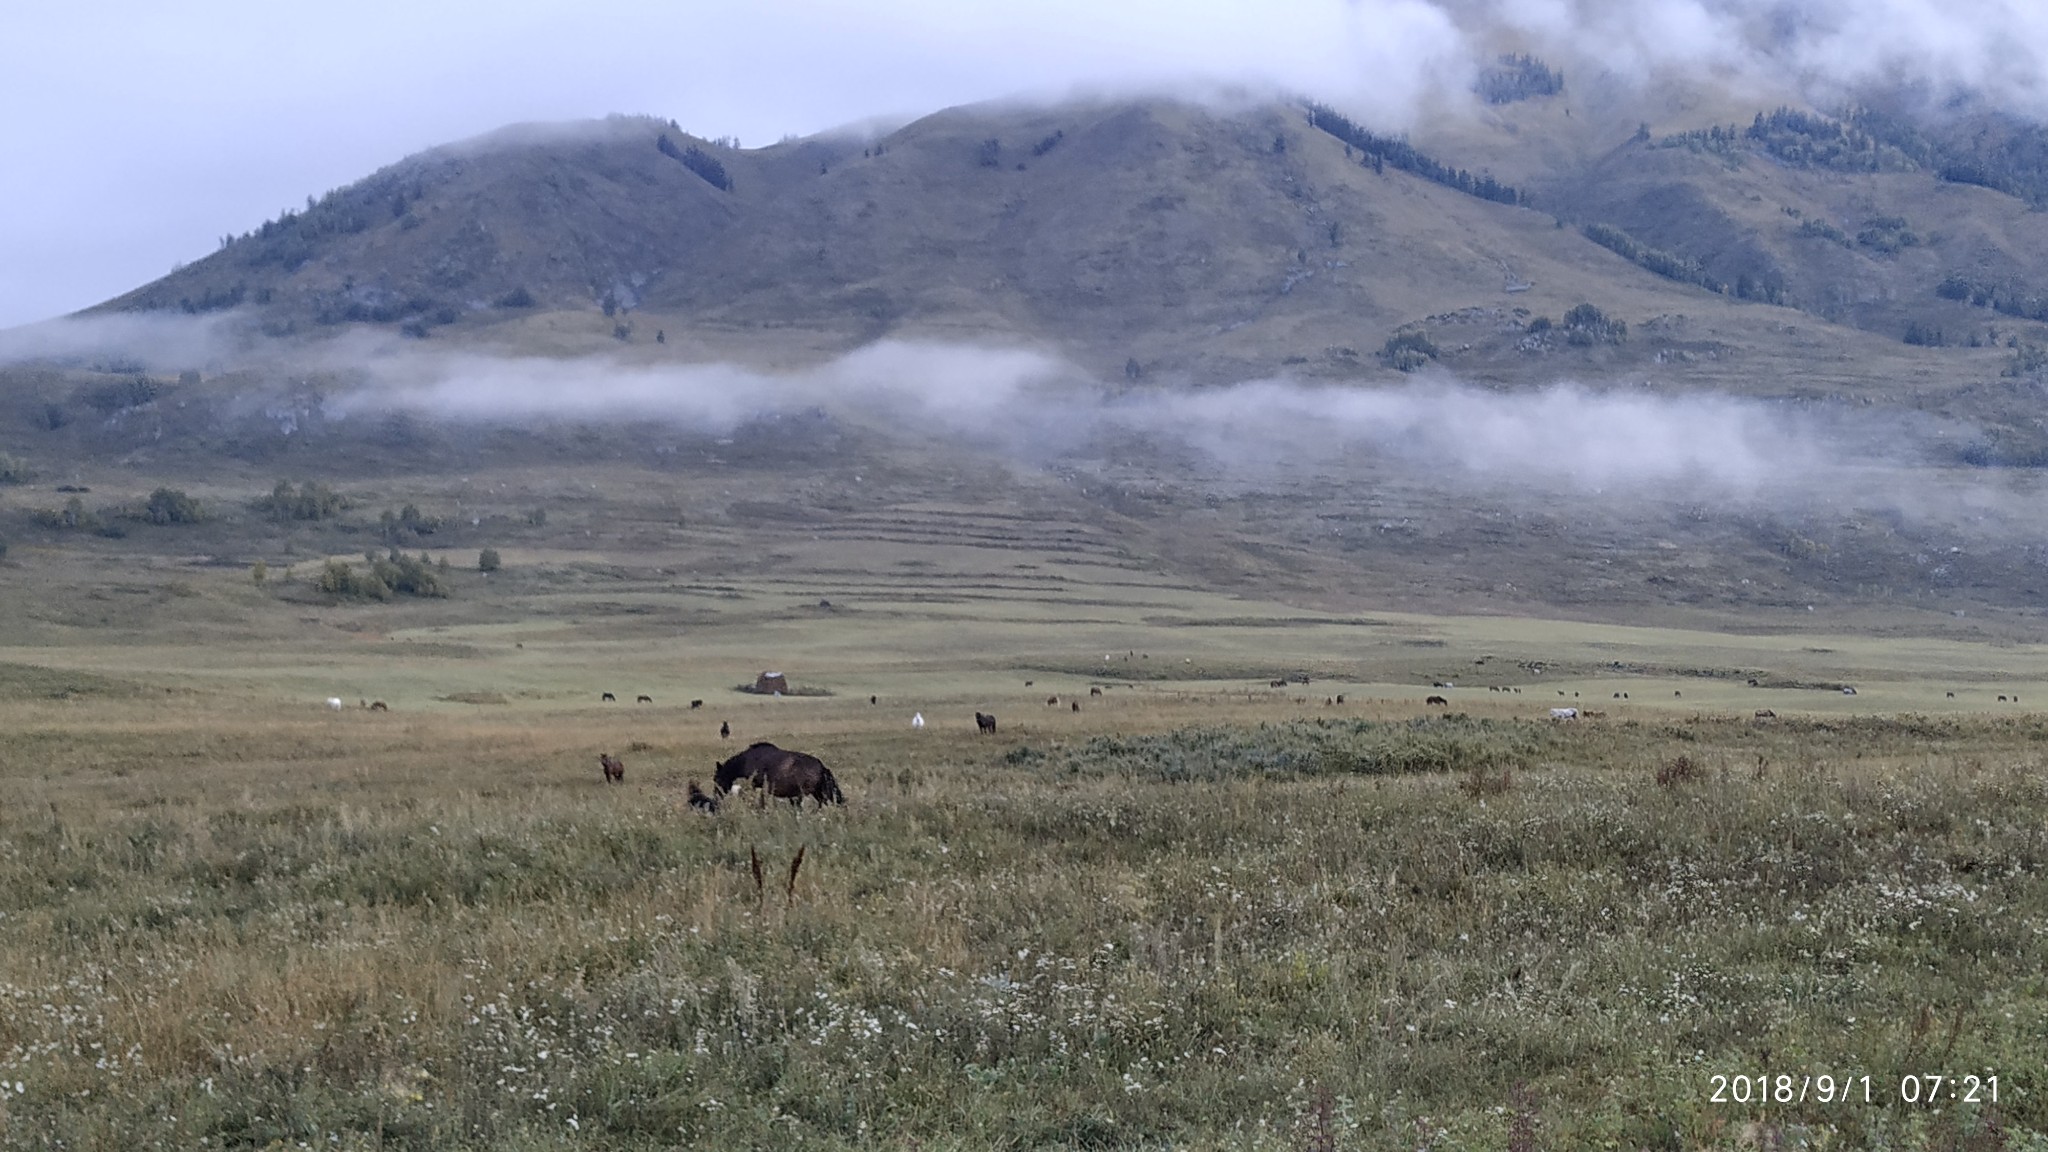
16,26,2048,634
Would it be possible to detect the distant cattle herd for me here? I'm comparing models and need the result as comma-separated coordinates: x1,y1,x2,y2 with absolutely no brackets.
324,671,2028,816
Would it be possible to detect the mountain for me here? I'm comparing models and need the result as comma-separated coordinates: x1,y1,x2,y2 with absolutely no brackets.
96,87,2048,409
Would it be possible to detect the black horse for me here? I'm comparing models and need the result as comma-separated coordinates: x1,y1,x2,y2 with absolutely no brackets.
975,712,997,733
713,742,844,808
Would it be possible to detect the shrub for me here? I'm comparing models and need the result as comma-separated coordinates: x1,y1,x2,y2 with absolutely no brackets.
1655,754,1706,787
317,550,447,601
251,560,267,584
495,286,536,308
144,487,204,525
32,496,97,532
256,480,348,522
317,560,390,601
380,504,442,542
1382,330,1439,371
1562,303,1627,345
0,453,26,483
478,548,501,573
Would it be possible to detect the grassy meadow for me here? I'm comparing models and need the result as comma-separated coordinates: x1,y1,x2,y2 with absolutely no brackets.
1,473,2047,1149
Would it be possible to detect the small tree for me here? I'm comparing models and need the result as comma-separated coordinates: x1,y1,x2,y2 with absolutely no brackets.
251,559,268,584
478,548,502,573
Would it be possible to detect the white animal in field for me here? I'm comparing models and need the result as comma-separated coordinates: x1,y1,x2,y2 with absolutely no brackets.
327,697,344,711
1549,707,1578,721
911,712,925,729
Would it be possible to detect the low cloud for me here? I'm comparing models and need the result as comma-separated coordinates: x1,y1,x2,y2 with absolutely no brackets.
328,338,1869,504
0,312,246,372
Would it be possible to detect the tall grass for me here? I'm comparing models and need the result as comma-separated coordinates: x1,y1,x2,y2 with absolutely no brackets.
1,709,2044,1148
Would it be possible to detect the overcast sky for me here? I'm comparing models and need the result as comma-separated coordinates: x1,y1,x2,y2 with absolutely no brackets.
6,0,2046,330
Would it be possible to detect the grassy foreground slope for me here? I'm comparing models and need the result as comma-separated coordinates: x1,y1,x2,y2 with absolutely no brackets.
1,691,2044,1150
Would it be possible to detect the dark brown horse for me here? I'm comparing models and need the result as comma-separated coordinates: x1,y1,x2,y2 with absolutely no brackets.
714,742,844,808
599,753,624,783
975,712,997,733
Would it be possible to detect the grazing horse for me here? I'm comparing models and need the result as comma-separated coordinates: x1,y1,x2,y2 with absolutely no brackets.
1046,695,1059,706
720,721,731,739
599,753,624,783
690,699,704,709
637,694,653,704
1754,709,1777,719
326,697,343,711
369,701,389,712
975,712,997,733
1425,695,1449,707
1089,687,1102,697
602,692,616,702
870,695,877,705
1335,694,1344,704
1071,701,1080,712
714,742,844,808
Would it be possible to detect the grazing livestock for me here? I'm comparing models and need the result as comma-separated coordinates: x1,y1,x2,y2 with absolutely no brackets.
1747,678,1760,687
1071,701,1080,712
369,701,389,712
602,692,616,702
1426,695,1449,707
1024,680,1034,687
687,781,720,813
1946,692,1955,699
599,753,624,783
1550,707,1578,721
1842,686,1857,696
975,712,997,733
714,742,844,808
1269,679,1287,688
1673,690,1682,698
912,712,926,729
690,699,704,709
1046,696,1059,706
1999,695,2009,702
1579,709,1606,719
326,697,344,711
1089,687,1102,697
870,695,877,705
1335,694,1345,703
637,695,653,704
1755,710,1777,719
720,721,731,739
